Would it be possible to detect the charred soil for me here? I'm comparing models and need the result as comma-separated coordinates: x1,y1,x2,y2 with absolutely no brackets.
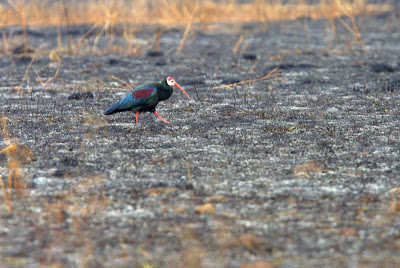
1,15,400,267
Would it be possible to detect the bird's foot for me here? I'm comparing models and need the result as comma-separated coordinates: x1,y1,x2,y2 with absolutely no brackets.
154,111,170,124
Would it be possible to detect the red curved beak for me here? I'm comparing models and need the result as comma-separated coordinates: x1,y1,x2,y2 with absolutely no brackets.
174,82,190,100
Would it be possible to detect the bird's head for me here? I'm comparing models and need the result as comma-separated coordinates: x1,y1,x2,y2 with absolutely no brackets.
167,77,190,100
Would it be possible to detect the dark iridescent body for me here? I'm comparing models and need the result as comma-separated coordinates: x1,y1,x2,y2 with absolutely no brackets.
104,77,190,124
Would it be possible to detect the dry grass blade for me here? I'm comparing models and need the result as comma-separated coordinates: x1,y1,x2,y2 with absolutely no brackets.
1,117,13,211
110,75,134,91
32,66,43,85
176,2,199,54
2,32,9,54
176,20,193,54
32,61,61,90
43,62,61,90
240,39,251,54
243,62,258,81
76,23,101,48
232,34,244,55
1,117,11,145
334,0,366,50
7,166,12,199
7,0,28,50
0,117,27,211
0,175,12,211
186,161,192,182
20,56,36,90
213,66,279,89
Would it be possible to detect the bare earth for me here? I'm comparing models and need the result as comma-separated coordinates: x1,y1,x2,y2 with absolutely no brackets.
1,14,400,267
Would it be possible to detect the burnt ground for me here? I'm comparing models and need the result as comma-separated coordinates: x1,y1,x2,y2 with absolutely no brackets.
1,14,400,267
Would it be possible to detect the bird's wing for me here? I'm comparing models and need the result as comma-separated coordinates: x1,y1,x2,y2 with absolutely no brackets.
118,87,158,111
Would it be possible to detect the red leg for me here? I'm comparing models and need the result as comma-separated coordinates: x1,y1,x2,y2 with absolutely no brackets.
135,111,139,124
154,111,170,124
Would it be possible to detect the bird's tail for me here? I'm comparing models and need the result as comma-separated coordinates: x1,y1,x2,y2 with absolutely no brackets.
104,101,122,115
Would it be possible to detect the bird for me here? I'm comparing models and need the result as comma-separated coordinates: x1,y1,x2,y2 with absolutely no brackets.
103,77,190,124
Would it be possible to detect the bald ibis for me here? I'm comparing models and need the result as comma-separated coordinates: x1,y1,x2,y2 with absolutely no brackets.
104,77,190,124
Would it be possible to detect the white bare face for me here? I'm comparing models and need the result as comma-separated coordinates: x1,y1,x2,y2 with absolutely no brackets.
167,77,175,87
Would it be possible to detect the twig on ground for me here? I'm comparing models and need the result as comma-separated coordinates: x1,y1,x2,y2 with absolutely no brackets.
32,61,61,91
212,67,279,89
20,56,36,89
243,62,258,81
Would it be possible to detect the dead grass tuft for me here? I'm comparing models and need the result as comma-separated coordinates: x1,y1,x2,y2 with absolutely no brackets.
0,117,33,211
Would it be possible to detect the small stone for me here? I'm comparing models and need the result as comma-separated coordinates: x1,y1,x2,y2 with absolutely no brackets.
241,260,273,268
341,227,357,236
238,234,266,250
371,63,395,73
152,156,164,164
242,53,257,60
394,240,400,250
269,55,283,61
81,69,92,74
145,187,177,195
293,160,325,173
195,203,215,214
174,206,186,213
390,200,400,212
60,157,79,167
147,50,164,57
52,169,71,177
294,172,310,178
327,107,339,113
108,58,119,65
15,55,33,64
205,195,227,203
155,59,167,66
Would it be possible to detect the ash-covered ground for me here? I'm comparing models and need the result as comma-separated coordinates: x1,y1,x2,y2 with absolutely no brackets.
1,14,400,267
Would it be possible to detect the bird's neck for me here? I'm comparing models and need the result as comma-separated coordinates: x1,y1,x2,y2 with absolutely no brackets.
158,80,173,101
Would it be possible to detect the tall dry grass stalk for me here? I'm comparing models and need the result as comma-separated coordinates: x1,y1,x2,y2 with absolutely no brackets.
0,0,391,28
6,0,28,51
0,0,389,54
334,0,367,50
0,174,12,211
